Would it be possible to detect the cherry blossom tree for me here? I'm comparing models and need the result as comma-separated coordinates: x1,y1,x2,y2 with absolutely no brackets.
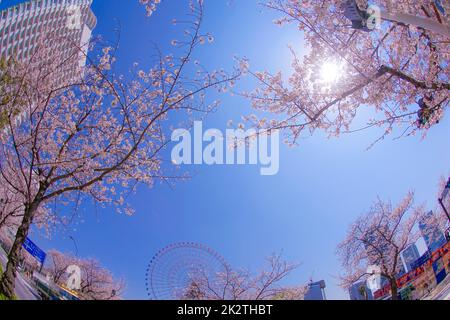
0,174,54,232
244,0,449,145
77,258,125,300
1,57,24,131
46,250,79,286
0,2,241,298
337,192,425,300
0,224,13,253
46,250,125,300
0,180,24,230
139,0,162,17
437,175,450,227
1,58,12,127
420,175,450,241
179,254,305,300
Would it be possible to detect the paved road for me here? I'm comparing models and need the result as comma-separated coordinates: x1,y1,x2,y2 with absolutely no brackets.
422,276,450,300
0,247,39,300
431,279,450,300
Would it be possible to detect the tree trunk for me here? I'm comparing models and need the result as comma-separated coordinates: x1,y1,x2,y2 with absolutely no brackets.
390,280,399,301
0,201,38,299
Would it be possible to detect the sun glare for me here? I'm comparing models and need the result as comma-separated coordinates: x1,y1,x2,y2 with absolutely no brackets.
320,61,344,84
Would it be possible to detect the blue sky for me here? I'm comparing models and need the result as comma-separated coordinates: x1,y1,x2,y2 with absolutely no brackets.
2,0,449,300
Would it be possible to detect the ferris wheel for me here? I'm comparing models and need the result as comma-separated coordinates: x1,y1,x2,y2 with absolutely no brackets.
145,242,229,300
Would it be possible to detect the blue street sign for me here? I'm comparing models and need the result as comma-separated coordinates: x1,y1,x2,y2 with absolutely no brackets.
22,237,46,265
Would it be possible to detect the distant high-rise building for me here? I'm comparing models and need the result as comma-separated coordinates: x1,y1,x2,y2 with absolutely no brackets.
401,244,421,273
349,281,373,300
419,211,447,253
0,0,96,83
304,280,326,300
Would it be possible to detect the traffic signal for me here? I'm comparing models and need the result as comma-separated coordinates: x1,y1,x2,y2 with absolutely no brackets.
446,178,450,189
342,0,372,32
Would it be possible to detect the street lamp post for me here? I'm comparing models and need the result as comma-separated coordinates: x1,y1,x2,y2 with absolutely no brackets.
342,0,450,37
69,236,79,257
381,10,449,36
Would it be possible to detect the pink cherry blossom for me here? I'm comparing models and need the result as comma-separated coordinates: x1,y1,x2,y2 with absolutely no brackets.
244,1,449,145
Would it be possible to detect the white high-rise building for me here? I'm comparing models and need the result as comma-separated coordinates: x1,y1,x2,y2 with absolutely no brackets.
0,0,96,83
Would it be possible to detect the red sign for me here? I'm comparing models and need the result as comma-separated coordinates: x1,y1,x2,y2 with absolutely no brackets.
373,241,450,299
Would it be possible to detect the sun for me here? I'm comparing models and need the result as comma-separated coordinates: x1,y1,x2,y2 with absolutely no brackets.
319,61,345,84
